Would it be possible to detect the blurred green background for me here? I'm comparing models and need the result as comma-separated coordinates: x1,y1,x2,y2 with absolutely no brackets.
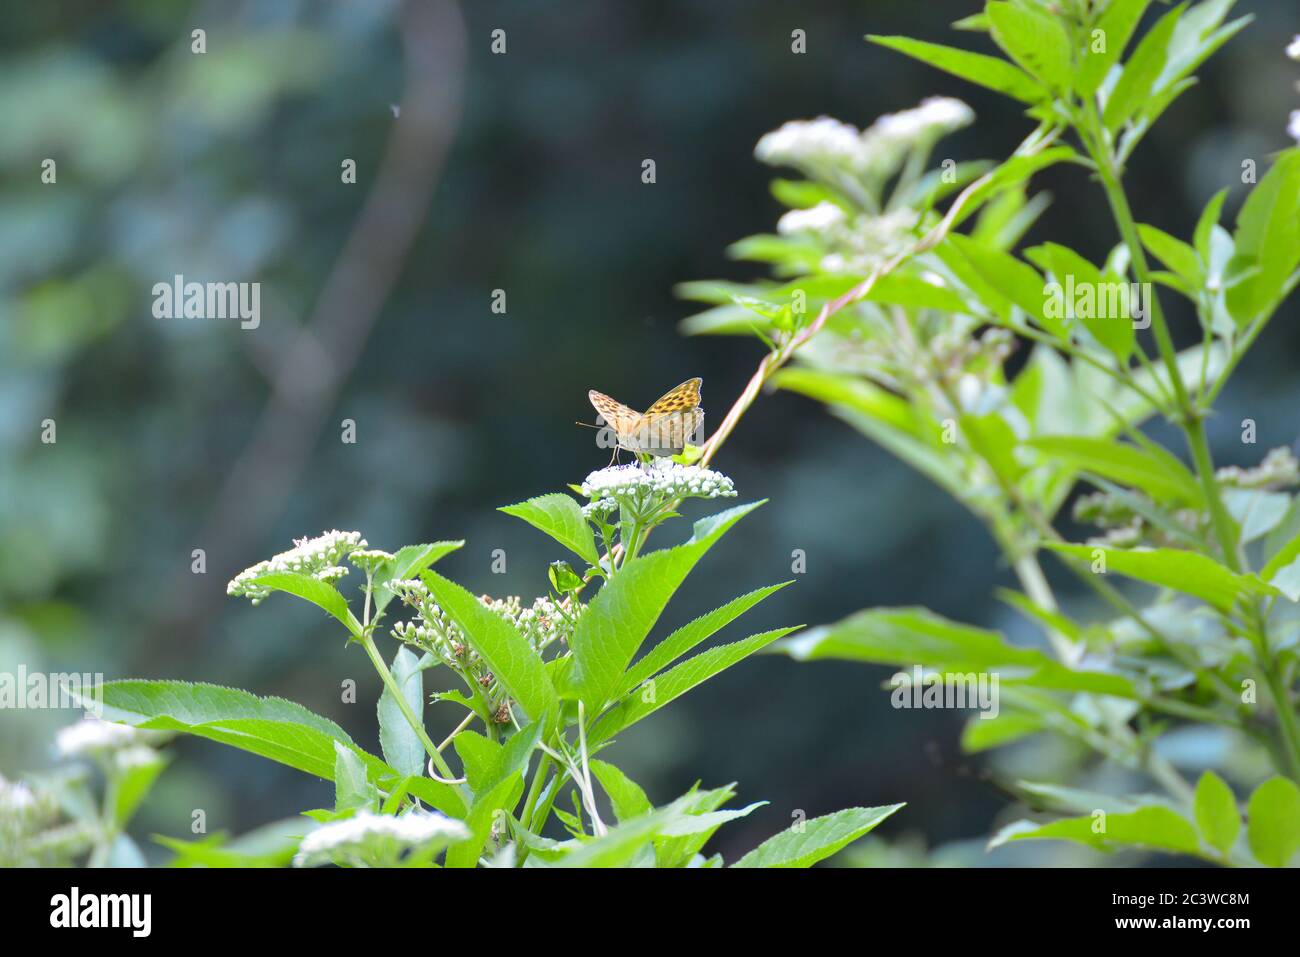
3,0,1299,865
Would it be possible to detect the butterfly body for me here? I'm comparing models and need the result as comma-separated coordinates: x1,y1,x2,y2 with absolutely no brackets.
588,378,703,457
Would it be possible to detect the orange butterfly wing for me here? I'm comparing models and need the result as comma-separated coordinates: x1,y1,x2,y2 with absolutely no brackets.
644,378,702,416
588,390,641,437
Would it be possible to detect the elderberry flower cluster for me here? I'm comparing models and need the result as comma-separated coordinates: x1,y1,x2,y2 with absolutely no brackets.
390,581,582,724
1216,447,1300,491
293,810,468,867
0,773,93,867
227,530,367,604
580,462,737,515
755,99,972,185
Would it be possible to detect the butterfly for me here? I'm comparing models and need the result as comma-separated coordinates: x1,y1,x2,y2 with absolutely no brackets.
587,378,704,459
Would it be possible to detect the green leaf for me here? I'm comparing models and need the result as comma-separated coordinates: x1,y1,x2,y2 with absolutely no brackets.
946,233,1063,339
866,35,1044,103
1078,0,1152,95
991,805,1202,856
111,751,167,829
1025,436,1203,506
377,645,425,778
90,681,450,806
777,607,1137,698
590,627,797,746
500,494,601,566
445,772,524,868
1103,3,1185,132
422,570,557,727
590,760,653,823
617,581,793,697
157,819,304,868
1194,188,1229,261
1046,543,1278,613
569,501,764,712
333,741,379,812
372,541,463,616
732,805,904,868
985,1,1074,94
1026,242,1134,362
1193,770,1240,856
656,790,765,868
1138,224,1202,287
1246,777,1300,867
247,572,361,636
452,731,501,794
962,710,1045,753
1226,150,1300,326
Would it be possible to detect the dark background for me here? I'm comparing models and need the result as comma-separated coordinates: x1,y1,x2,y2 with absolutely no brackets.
3,0,1298,865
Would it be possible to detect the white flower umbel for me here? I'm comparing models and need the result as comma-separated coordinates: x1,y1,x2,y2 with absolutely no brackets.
871,97,974,144
1289,110,1300,143
293,810,469,867
755,116,865,174
1288,35,1300,61
582,461,737,503
55,718,155,759
777,201,848,236
228,530,367,604
756,100,972,186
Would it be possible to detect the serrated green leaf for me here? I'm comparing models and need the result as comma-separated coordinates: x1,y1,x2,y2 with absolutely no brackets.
247,572,361,636
732,804,904,867
1026,435,1203,506
590,627,797,745
590,760,653,823
1226,150,1300,326
1103,3,1185,132
986,1,1074,94
777,607,1137,698
422,570,557,728
500,494,601,566
617,581,793,698
1078,0,1152,95
1046,543,1278,613
991,805,1201,855
569,501,764,712
333,741,378,812
867,35,1043,103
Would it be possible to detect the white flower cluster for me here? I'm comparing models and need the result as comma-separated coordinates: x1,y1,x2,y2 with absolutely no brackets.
488,595,583,651
348,548,394,573
872,97,973,144
755,99,973,181
1290,37,1300,142
756,116,865,173
227,530,367,604
817,207,920,273
0,774,38,818
55,718,157,759
777,201,849,236
294,810,468,867
581,462,737,506
582,497,618,520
